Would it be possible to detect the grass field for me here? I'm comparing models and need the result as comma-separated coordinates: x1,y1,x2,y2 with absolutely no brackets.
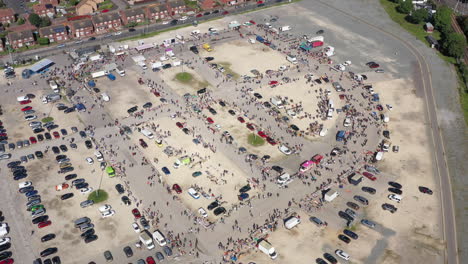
175,72,193,83
248,133,265,146
88,190,109,203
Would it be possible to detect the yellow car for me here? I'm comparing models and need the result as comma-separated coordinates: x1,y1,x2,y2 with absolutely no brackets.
155,139,163,147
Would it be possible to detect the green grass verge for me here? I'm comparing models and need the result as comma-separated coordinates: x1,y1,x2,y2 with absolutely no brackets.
217,61,240,80
41,117,54,123
248,133,265,147
88,190,109,203
175,72,193,83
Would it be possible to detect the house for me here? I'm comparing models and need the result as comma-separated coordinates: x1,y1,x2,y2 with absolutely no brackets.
0,8,16,24
33,4,56,17
120,8,146,25
426,35,439,49
8,30,35,49
39,24,68,43
425,22,434,33
76,0,104,16
146,4,169,21
92,12,122,33
69,19,94,38
166,0,187,16
219,0,245,6
198,0,216,10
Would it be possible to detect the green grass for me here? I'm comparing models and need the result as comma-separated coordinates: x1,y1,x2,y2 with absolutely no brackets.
217,61,240,80
184,0,199,10
88,190,109,203
248,133,265,147
98,0,113,10
456,69,468,125
41,117,54,123
175,72,193,83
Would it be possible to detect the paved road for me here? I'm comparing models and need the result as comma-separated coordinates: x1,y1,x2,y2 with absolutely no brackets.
3,0,29,15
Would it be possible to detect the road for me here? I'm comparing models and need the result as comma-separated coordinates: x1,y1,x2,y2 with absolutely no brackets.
305,0,459,263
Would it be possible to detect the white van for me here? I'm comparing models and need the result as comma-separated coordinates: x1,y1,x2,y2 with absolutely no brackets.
101,93,110,102
17,95,29,102
152,230,167,246
140,129,154,139
328,99,334,109
284,216,301,229
116,66,125,77
327,108,334,119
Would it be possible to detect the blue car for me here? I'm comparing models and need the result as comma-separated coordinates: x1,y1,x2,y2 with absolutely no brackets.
25,190,38,197
162,167,170,175
238,192,249,201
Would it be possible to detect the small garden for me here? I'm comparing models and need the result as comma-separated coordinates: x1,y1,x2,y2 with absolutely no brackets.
248,133,265,147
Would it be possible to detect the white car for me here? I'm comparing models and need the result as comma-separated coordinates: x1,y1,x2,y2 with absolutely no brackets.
98,204,112,213
94,151,104,162
388,194,402,203
19,181,32,188
343,60,352,66
277,173,292,185
343,117,351,127
335,249,350,261
198,207,208,218
162,20,170,25
101,93,110,102
101,210,115,218
132,222,141,233
278,145,292,155
80,187,93,195
319,128,328,137
187,188,200,199
86,157,94,164
114,31,122,36
0,237,10,246
179,16,188,21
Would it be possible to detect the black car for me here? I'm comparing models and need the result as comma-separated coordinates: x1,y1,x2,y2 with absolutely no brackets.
19,186,34,193
218,100,226,107
189,46,199,54
228,110,236,116
354,195,369,205
143,102,153,109
35,151,44,159
388,181,402,189
44,259,52,264
11,166,25,172
81,229,95,238
123,246,133,257
162,64,172,69
75,182,89,189
203,11,211,15
60,167,74,173
346,201,360,210
239,185,251,193
60,129,68,136
33,128,45,134
338,234,351,244
170,19,178,25
213,207,226,216
0,243,11,252
388,188,402,195
13,173,27,181
382,203,397,213
121,196,131,205
79,131,87,139
207,201,219,210
0,251,12,261
338,211,354,222
115,184,125,194
383,130,390,138
92,88,100,93
253,93,263,99
419,186,433,195
129,28,136,32
89,37,96,41
32,215,49,224
41,233,56,242
182,128,190,135
208,108,217,115
85,140,92,149
59,145,68,152
205,57,214,61
84,234,98,243
56,155,67,161
64,107,75,114
40,247,58,257
213,10,219,13
52,256,61,264
52,146,60,154
7,161,21,168
37,134,44,141
343,229,358,239
14,169,27,177
57,105,68,111
323,253,337,264
263,102,272,108
316,258,327,264
271,165,283,173
361,186,376,194
127,106,138,114
61,193,74,200
163,245,173,256
44,133,52,140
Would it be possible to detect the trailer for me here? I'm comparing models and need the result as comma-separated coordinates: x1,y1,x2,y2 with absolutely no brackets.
279,25,291,32
91,71,107,78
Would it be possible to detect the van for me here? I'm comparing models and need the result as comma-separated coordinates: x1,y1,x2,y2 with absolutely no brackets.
327,108,334,119
284,216,301,229
17,95,29,102
74,217,90,228
101,93,110,102
140,129,154,139
116,66,125,77
328,99,334,109
152,230,167,246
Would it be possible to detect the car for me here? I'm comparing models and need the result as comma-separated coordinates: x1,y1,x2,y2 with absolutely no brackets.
0,252,12,261
208,107,217,115
40,247,57,257
132,208,141,219
131,222,141,233
155,252,164,261
257,131,267,138
362,171,376,181
346,201,360,210
21,106,33,112
140,217,150,229
121,196,131,206
354,195,368,205
253,93,263,99
163,245,173,256
59,145,68,152
19,186,34,194
323,253,337,264
239,185,251,193
52,146,60,154
172,184,182,194
316,258,328,264
176,122,184,128
51,256,61,264
80,229,95,239
343,229,358,239
146,256,156,264
361,219,376,228
335,249,350,261
104,250,113,262
345,208,357,219
26,190,39,197
65,174,77,181
139,139,148,148
369,63,380,68
0,238,10,246
266,137,277,145
228,110,236,116
388,194,402,203
187,188,200,199
338,234,351,244
52,131,60,139
99,205,112,213
213,206,226,216
80,187,93,195
206,117,214,124
419,186,433,195
19,181,32,188
86,157,94,164
388,181,402,189
207,201,219,210
123,246,133,258
388,187,403,195
85,140,92,149
41,233,56,242
222,11,229,15
35,151,44,159
198,207,208,218
162,167,171,175
45,133,52,140
382,203,397,213
60,166,74,174
80,200,94,208
78,223,94,232
60,193,74,200
143,102,153,108
361,186,376,194
85,234,98,243
115,184,125,194
79,131,87,139
32,215,49,224
338,211,354,222
101,210,115,218
25,115,37,121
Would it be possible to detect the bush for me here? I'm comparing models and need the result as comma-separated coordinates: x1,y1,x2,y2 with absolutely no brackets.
247,133,265,147
88,190,109,203
434,6,453,34
408,8,429,24
397,0,413,14
38,37,49,45
28,13,41,27
442,32,466,58
17,18,25,25
41,117,54,123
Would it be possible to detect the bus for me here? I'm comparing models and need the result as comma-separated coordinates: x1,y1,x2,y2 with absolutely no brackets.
106,166,115,177
299,160,314,172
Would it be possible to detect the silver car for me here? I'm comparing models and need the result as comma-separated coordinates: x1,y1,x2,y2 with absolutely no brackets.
29,121,42,127
17,141,23,148
80,200,94,208
79,223,94,232
31,208,46,217
23,140,30,147
0,153,11,160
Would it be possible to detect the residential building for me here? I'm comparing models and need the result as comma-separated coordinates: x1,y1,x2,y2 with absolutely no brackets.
220,0,245,6
198,0,216,10
76,0,104,16
92,12,122,33
7,30,35,49
69,19,94,38
120,8,146,25
39,24,68,42
0,8,16,24
33,3,56,17
167,0,187,16
145,4,169,21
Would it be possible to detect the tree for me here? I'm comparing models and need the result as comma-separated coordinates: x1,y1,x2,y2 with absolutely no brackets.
38,37,49,45
434,6,453,34
408,8,429,24
28,13,41,27
39,17,51,27
442,32,466,58
397,0,413,15
17,17,25,25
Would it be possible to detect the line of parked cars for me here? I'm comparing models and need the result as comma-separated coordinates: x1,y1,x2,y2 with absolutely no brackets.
0,211,13,264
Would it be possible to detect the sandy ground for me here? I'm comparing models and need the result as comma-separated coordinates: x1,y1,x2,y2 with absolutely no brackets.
159,66,211,96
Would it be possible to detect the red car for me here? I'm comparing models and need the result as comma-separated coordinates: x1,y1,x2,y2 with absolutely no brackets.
38,221,51,228
29,136,37,144
369,63,380,69
176,122,184,128
172,184,182,194
362,172,377,181
196,14,203,17
20,100,31,105
52,131,60,139
222,11,229,15
311,154,323,164
132,208,141,219
0,259,14,264
249,20,256,25
139,139,148,148
0,133,7,137
152,90,160,97
257,131,267,138
266,137,277,145
246,123,255,131
206,117,214,124
237,117,245,123
101,9,109,13
268,81,278,86
21,106,32,112
257,1,264,4
146,257,156,264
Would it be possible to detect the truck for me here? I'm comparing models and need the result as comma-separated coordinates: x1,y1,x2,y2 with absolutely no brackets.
279,25,291,32
286,55,297,64
91,71,107,78
137,61,148,70
202,43,213,52
139,231,155,249
257,240,278,259
42,94,61,104
270,97,284,108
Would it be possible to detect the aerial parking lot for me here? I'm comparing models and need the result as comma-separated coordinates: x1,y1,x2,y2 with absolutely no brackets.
0,1,454,264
